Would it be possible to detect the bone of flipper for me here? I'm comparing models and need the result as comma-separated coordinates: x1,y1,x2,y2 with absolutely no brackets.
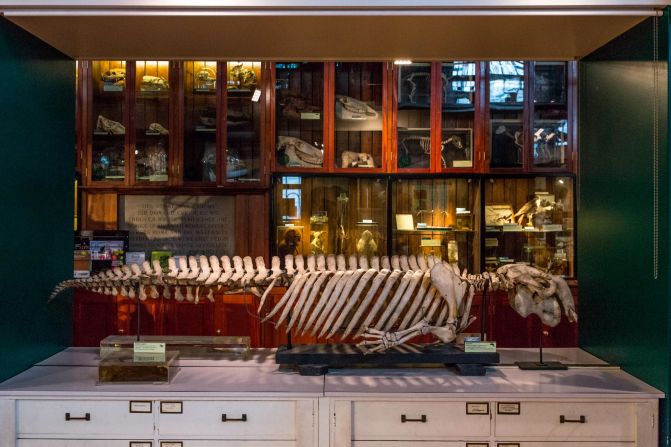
302,271,345,334
355,270,402,337
318,269,368,338
381,270,425,332
327,268,378,339
398,271,432,330
373,270,415,330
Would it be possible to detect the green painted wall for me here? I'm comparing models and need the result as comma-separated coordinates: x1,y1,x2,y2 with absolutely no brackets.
579,15,670,444
0,18,74,381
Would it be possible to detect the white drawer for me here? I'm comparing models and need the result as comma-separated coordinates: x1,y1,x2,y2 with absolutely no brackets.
158,400,297,439
352,443,464,447
494,444,633,447
352,401,491,440
157,442,295,447
494,402,635,441
17,441,154,447
17,400,154,437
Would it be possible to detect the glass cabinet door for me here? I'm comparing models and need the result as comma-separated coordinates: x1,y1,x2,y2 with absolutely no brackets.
440,61,476,170
183,61,218,183
226,61,263,183
334,62,384,170
391,178,480,273
275,62,325,169
134,61,170,183
489,61,525,169
533,62,569,169
484,176,574,277
90,60,127,182
397,63,432,170
274,176,387,257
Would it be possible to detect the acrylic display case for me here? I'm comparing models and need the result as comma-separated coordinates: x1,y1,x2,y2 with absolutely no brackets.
440,61,476,169
134,61,170,183
98,349,179,383
484,176,574,276
275,62,325,169
100,335,251,358
274,176,387,257
90,60,127,182
334,62,384,170
391,177,480,272
183,61,219,183
397,63,432,169
533,62,569,169
226,61,264,182
489,61,525,169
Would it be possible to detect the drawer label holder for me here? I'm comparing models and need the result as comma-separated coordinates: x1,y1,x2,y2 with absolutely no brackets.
497,444,520,447
130,401,152,413
160,443,182,447
160,401,183,414
130,443,152,447
497,402,520,415
466,402,490,415
467,443,489,447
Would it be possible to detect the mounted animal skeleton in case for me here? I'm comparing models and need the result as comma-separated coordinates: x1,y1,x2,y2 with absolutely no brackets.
52,254,577,353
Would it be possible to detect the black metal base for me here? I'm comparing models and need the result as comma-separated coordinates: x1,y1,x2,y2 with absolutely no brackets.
276,343,499,376
515,361,568,370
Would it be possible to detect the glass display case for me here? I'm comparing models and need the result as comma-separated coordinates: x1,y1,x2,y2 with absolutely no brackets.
440,61,476,169
397,62,432,169
275,62,325,169
489,61,525,169
533,62,569,169
183,61,218,183
484,176,574,277
226,61,263,183
334,62,384,170
391,177,480,273
91,60,127,182
134,61,170,183
274,176,387,257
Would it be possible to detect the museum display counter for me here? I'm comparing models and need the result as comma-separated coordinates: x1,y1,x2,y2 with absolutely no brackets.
0,348,662,447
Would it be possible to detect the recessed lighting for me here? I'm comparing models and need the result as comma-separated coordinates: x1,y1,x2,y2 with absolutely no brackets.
394,59,413,65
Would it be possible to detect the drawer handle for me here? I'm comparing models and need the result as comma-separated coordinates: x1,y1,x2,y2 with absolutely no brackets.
560,415,586,424
65,412,90,421
401,414,427,423
222,413,247,422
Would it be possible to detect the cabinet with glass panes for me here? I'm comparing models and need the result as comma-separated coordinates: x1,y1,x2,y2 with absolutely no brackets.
225,61,265,184
133,60,171,184
395,62,433,171
273,176,387,259
333,62,386,171
391,177,480,274
274,62,326,170
182,61,219,184
88,60,128,184
484,175,575,277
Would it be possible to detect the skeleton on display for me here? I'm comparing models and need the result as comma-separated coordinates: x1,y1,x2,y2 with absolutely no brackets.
141,75,169,91
96,115,125,135
279,93,321,120
335,95,378,120
513,196,560,227
148,122,169,135
101,68,126,86
51,253,577,353
341,151,375,168
277,136,323,168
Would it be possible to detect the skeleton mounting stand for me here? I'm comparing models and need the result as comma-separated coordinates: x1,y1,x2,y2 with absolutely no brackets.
276,305,499,377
